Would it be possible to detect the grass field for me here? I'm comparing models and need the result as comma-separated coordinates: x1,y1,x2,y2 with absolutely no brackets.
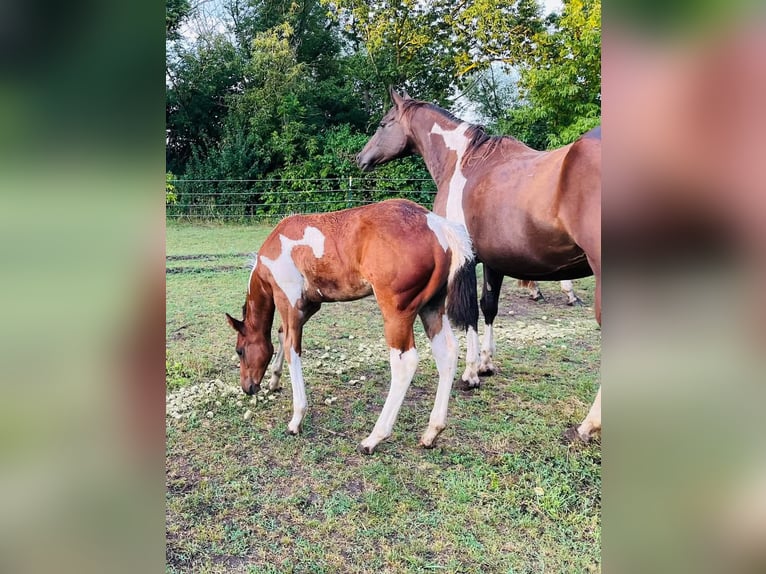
166,221,601,573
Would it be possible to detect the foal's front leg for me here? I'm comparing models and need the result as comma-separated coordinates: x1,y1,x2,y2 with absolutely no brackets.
285,336,308,435
280,300,321,435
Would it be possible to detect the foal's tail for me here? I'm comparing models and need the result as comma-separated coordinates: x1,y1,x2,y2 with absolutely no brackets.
433,217,478,331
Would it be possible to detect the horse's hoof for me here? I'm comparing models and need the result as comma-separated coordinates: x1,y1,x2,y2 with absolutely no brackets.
458,378,480,391
478,365,497,376
567,298,584,307
357,443,376,455
562,427,583,443
286,425,301,436
562,426,595,444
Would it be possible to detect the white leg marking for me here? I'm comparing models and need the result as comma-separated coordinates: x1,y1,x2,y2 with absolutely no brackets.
577,386,601,441
479,323,497,374
360,347,419,452
421,316,458,447
269,329,285,390
260,226,325,307
431,122,470,228
560,280,580,305
287,347,308,434
461,325,481,387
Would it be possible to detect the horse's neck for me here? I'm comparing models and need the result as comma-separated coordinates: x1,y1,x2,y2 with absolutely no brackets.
410,111,472,192
245,278,275,335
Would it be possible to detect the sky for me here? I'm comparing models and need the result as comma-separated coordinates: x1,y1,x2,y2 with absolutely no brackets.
544,0,564,14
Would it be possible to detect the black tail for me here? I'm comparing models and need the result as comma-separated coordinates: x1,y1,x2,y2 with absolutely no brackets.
446,259,479,331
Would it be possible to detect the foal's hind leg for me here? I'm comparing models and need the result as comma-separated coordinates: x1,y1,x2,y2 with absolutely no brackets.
478,265,504,376
268,326,285,391
419,305,458,448
359,311,418,455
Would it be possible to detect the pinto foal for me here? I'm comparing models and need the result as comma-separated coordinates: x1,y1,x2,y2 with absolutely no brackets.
226,199,476,454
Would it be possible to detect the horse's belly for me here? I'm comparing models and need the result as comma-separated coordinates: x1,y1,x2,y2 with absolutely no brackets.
304,275,373,302
478,240,591,281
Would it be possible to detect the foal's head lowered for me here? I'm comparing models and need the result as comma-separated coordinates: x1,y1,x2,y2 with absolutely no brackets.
225,303,274,395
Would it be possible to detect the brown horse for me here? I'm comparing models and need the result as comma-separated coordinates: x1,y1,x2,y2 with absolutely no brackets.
356,90,601,441
225,199,477,454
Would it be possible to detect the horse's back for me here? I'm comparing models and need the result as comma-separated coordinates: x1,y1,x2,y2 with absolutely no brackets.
260,200,454,304
582,125,601,140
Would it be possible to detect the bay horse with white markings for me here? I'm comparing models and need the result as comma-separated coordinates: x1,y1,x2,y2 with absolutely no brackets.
225,199,477,454
356,90,601,441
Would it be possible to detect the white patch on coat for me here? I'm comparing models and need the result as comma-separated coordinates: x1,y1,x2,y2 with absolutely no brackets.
425,212,474,283
426,212,450,251
430,122,470,227
287,347,308,434
261,226,325,307
247,253,258,294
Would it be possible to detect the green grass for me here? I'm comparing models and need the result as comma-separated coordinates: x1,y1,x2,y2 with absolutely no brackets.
166,222,601,573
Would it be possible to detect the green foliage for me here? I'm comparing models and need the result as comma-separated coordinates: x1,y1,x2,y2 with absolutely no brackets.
166,34,246,173
447,0,544,77
495,0,601,149
323,0,460,111
166,0,601,215
166,172,178,205
166,0,191,41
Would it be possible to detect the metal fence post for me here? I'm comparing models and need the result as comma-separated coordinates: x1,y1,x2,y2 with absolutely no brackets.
347,176,353,209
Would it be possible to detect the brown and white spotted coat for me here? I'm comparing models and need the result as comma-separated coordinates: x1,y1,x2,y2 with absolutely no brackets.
226,199,476,453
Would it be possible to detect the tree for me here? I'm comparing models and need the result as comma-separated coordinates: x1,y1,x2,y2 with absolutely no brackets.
323,0,462,117
499,0,601,148
166,0,192,41
166,34,245,173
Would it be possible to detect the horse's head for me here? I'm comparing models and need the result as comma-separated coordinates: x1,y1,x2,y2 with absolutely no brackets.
225,312,274,395
356,87,415,171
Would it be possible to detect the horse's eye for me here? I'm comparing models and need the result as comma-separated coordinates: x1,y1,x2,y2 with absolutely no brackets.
236,348,244,357
379,122,386,128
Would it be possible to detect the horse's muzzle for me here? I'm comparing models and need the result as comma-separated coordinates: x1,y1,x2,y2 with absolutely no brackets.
356,153,373,172
242,379,260,395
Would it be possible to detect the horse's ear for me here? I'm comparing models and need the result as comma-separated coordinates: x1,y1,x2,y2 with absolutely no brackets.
225,313,245,334
401,88,411,100
389,86,405,108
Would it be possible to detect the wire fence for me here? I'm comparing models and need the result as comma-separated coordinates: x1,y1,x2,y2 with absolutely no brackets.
166,177,438,221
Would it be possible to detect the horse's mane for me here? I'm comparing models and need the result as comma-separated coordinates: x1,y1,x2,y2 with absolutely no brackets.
401,100,525,161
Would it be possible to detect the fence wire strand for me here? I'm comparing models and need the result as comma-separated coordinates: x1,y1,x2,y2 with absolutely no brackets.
166,177,438,220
